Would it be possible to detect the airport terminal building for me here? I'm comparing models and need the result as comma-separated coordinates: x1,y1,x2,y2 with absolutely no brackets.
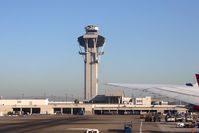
0,97,187,116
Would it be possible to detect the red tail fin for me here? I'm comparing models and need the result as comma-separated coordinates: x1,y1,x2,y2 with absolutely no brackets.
196,74,199,85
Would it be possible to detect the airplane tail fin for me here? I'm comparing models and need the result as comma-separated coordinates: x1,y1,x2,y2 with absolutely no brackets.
196,74,199,87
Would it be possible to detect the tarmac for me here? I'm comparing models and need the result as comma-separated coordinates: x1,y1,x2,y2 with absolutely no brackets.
0,115,198,133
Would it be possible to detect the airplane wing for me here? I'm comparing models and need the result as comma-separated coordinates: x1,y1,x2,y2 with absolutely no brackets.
107,83,199,105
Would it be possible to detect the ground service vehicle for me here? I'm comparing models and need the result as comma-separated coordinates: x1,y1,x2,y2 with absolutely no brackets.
85,129,100,133
186,116,193,122
124,121,132,133
166,116,175,122
176,122,185,128
175,116,183,122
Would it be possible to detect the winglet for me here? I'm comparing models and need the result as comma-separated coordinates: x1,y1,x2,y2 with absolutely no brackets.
196,74,199,86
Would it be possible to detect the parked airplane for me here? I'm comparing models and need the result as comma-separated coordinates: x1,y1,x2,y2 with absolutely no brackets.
107,74,199,111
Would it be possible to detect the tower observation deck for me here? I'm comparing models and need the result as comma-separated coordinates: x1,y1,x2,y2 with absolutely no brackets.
78,25,105,100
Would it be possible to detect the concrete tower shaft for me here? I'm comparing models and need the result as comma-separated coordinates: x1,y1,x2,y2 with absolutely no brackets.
78,25,105,100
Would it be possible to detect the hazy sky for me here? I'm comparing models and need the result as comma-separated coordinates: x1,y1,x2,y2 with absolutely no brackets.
0,0,199,99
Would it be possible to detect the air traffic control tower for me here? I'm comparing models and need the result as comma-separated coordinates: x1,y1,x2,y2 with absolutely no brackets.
78,25,105,100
